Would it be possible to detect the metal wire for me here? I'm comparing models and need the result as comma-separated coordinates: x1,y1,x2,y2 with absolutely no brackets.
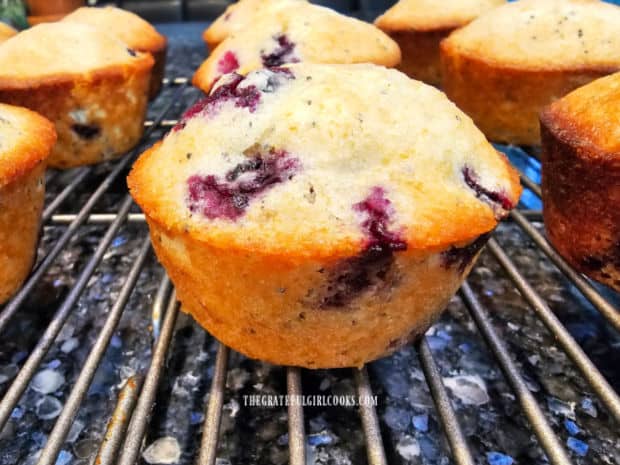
487,239,620,423
196,343,229,465
117,291,180,465
35,239,152,465
354,366,388,465
460,283,573,465
0,195,134,431
287,367,306,465
417,338,476,465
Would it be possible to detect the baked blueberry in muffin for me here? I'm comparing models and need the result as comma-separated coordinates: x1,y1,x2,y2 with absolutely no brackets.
203,0,304,51
441,0,620,145
192,2,401,93
374,0,504,86
63,6,167,99
0,103,56,304
0,23,153,169
129,64,521,368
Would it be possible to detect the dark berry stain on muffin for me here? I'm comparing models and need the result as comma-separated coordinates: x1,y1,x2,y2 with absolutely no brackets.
261,34,300,67
187,149,300,220
72,124,100,140
127,48,137,57
317,188,406,309
217,50,240,74
441,233,490,273
354,187,407,252
462,166,514,217
174,69,294,131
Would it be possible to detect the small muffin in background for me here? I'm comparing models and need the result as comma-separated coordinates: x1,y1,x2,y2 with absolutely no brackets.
0,23,153,169
129,63,521,368
540,72,620,292
203,0,304,51
441,0,620,146
0,103,56,304
0,23,17,44
62,6,167,99
374,0,504,86
193,2,401,93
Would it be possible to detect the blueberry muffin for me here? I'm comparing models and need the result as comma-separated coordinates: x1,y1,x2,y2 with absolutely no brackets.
203,0,304,51
0,23,153,169
441,0,620,145
0,23,17,44
541,72,620,291
374,0,504,86
0,103,56,304
193,3,400,93
129,64,521,368
63,6,167,99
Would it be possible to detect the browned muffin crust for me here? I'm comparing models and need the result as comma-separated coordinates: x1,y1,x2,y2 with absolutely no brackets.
540,73,620,291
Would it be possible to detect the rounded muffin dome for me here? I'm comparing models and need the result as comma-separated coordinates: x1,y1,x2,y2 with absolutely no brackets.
443,0,620,69
129,63,521,368
132,64,520,257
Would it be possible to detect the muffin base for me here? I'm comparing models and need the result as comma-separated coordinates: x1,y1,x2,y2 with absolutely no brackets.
0,163,46,304
389,28,453,87
0,69,150,169
440,49,615,145
540,120,620,292
147,219,485,368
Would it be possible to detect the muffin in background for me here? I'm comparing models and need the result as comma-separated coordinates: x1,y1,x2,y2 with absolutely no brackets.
0,103,56,304
203,0,304,51
441,0,620,145
0,23,17,44
193,2,401,92
129,64,521,368
374,0,504,86
0,22,153,169
540,72,620,291
62,6,167,99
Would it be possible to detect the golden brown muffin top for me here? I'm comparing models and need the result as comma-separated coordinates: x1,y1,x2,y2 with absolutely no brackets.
0,23,17,44
0,22,154,89
0,103,56,187
375,0,505,32
541,71,620,156
193,3,401,92
63,6,167,53
204,0,303,48
130,64,521,259
443,0,620,69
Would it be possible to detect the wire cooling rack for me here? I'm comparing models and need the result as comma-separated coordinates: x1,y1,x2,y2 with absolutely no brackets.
0,75,618,465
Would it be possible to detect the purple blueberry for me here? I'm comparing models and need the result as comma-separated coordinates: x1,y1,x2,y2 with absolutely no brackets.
217,50,240,74
261,34,299,67
441,233,490,273
462,166,514,217
187,149,300,220
354,187,407,252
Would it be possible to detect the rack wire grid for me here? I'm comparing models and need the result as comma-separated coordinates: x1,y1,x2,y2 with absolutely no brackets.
0,73,618,465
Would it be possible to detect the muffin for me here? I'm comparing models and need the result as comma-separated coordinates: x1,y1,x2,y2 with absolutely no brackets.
441,0,620,146
129,64,521,368
0,103,56,304
203,0,304,51
374,0,504,86
0,23,153,169
63,6,167,99
540,72,620,291
0,23,17,44
193,3,401,93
